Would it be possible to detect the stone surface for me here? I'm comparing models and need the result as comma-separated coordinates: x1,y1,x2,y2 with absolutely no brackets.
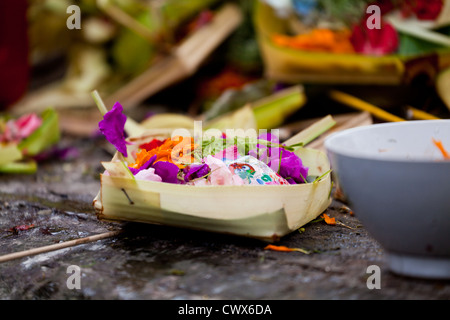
0,135,449,300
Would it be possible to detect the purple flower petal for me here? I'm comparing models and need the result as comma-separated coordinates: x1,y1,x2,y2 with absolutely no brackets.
129,154,157,175
269,151,308,184
183,163,210,182
98,102,128,157
32,146,80,162
152,161,180,184
257,132,280,144
250,138,309,184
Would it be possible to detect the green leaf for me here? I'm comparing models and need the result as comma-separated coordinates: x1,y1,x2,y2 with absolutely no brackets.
397,32,445,57
203,80,275,121
253,85,306,129
312,169,332,183
0,160,37,174
0,144,22,166
283,115,336,147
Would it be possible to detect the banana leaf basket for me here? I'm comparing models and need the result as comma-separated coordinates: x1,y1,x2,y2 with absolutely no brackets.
93,128,333,242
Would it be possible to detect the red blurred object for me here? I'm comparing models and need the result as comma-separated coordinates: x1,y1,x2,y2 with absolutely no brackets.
350,4,399,56
401,0,443,20
0,0,29,109
351,21,399,56
139,138,164,152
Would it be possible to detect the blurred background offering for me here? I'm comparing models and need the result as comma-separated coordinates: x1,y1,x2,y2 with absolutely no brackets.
255,0,450,85
1,0,449,138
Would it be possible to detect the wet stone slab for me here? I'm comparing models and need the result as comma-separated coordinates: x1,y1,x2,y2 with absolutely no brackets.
0,136,449,300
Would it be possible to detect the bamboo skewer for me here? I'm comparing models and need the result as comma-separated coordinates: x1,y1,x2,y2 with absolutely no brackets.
0,231,121,263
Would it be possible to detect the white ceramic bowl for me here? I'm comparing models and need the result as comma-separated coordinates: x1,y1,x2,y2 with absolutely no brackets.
325,120,450,279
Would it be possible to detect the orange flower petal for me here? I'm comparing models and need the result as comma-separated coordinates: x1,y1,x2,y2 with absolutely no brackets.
264,244,295,252
322,213,336,225
264,244,310,254
130,149,152,169
272,29,354,54
131,136,200,170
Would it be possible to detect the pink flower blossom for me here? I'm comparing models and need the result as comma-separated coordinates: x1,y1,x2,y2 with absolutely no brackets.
198,156,244,186
1,113,42,142
212,145,241,161
134,167,162,182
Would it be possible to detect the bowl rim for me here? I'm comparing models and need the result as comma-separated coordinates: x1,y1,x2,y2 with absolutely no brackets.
324,119,450,163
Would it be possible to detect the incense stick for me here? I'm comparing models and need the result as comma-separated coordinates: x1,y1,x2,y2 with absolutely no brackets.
329,90,406,122
0,230,121,263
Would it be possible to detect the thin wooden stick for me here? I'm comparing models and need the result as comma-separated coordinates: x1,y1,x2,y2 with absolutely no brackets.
0,230,121,263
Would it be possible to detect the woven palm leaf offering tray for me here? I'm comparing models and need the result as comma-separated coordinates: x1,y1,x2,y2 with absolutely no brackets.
91,91,336,242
